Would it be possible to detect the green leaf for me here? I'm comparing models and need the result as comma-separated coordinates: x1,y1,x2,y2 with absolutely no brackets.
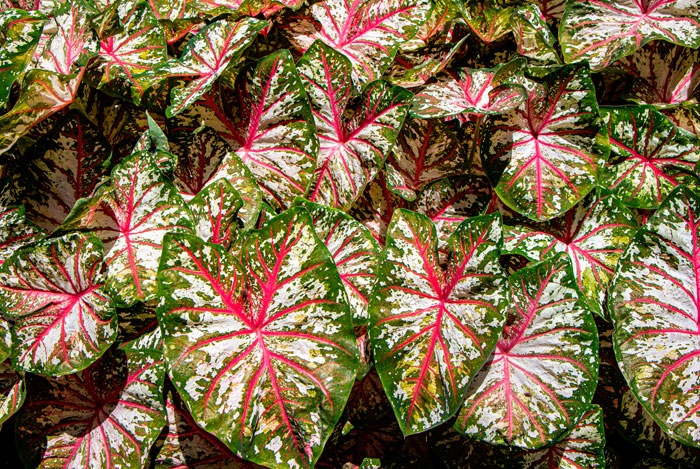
483,63,604,221
188,178,242,248
601,105,700,209
0,206,44,266
0,359,25,430
455,254,599,449
0,9,45,106
158,208,358,468
560,0,700,70
369,210,507,435
610,186,700,448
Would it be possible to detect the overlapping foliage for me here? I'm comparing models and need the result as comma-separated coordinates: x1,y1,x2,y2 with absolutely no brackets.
1,0,699,467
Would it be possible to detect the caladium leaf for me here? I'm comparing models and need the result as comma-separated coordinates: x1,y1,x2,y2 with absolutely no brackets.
601,105,700,209
91,4,168,103
0,359,25,429
349,170,408,245
504,194,638,316
30,0,98,76
0,232,117,376
384,37,465,89
455,254,599,449
297,41,412,211
610,186,700,448
0,205,44,265
169,127,262,229
19,111,110,231
369,210,507,435
514,405,605,469
158,208,358,468
510,6,560,66
665,105,700,137
410,60,527,118
385,117,468,202
172,49,318,210
188,178,242,248
165,17,266,117
560,0,700,70
614,42,700,106
457,1,515,44
298,199,382,324
282,0,431,87
61,150,193,306
16,331,166,468
0,9,45,106
534,0,565,21
483,63,604,221
154,386,264,469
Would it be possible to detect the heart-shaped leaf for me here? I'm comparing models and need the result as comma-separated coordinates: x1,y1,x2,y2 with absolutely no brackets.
504,194,638,315
282,0,431,87
510,5,560,66
61,150,194,306
560,0,700,70
0,9,45,106
0,206,44,265
610,186,700,448
458,1,514,44
16,331,166,468
297,41,412,211
0,232,117,376
601,105,700,209
369,210,507,435
455,253,599,449
483,63,604,221
165,17,266,117
298,199,382,324
0,359,25,429
158,208,358,469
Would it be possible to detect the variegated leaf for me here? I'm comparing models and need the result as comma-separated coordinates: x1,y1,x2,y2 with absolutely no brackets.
0,359,25,429
16,331,166,468
483,63,604,221
189,178,242,248
458,1,514,44
61,150,193,306
169,127,263,230
384,37,465,89
665,105,700,137
614,41,700,106
504,194,638,315
297,41,412,210
282,0,431,87
158,208,358,469
19,111,110,231
534,0,565,21
0,205,44,265
514,405,605,469
560,0,700,70
0,232,116,376
172,49,317,210
411,60,527,118
610,186,700,448
0,9,45,106
455,254,599,449
165,17,266,117
369,210,507,435
349,170,408,245
510,5,560,65
385,117,468,202
299,199,382,324
601,105,700,209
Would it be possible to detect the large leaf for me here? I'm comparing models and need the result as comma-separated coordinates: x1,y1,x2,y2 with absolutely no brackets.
16,332,166,468
410,61,527,118
560,0,700,70
457,0,515,44
369,210,507,435
20,111,110,231
504,194,638,315
510,5,560,66
614,41,700,106
601,105,700,209
282,0,432,87
0,232,117,376
610,186,700,448
61,150,193,306
0,205,44,265
158,208,358,468
172,49,318,210
297,41,412,210
299,199,381,324
455,254,599,449
482,63,604,221
168,127,262,229
385,117,468,202
0,8,45,106
165,17,266,117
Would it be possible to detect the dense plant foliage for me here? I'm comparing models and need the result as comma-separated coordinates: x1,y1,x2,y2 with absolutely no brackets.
1,0,700,467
